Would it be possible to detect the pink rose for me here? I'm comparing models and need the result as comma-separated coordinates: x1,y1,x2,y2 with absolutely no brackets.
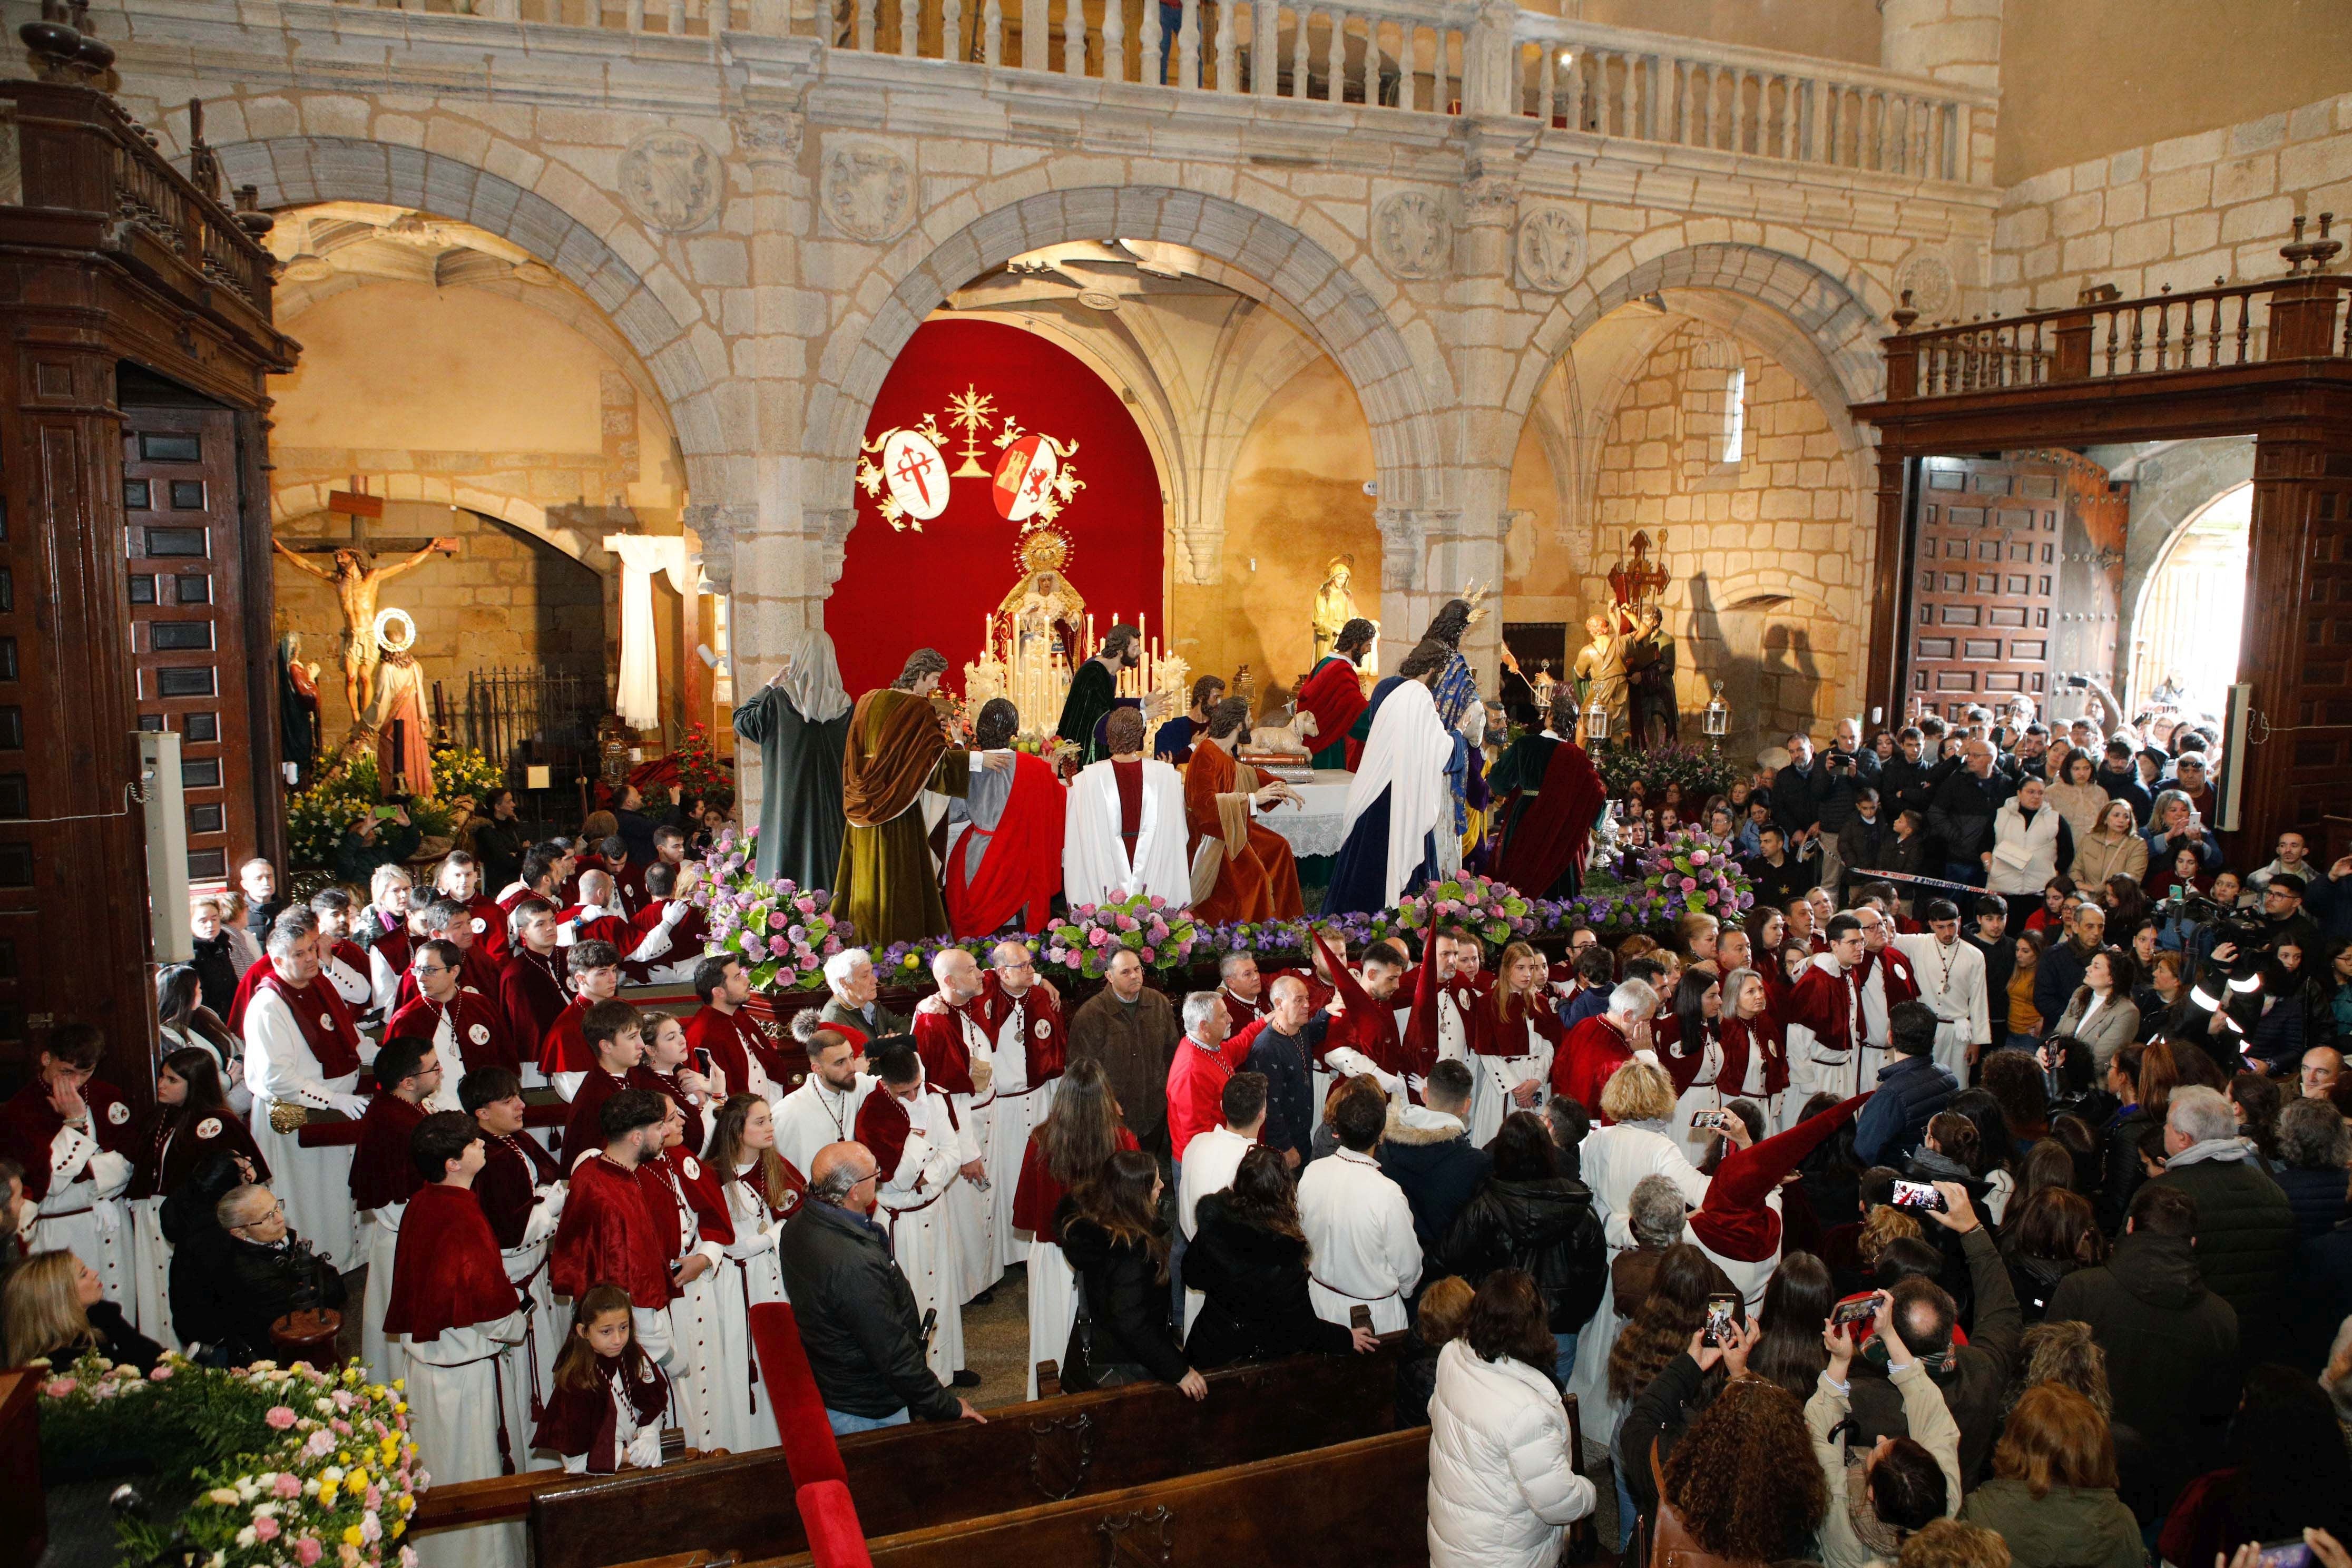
307,1429,336,1457
296,1538,324,1567
769,935,792,958
1087,928,1110,947
254,1517,281,1543
275,1473,302,1500
149,1364,174,1381
366,1486,382,1511
767,912,787,930
265,1406,298,1430
796,896,817,915
331,1418,352,1435
1116,914,1139,932
1690,849,1709,866
1140,947,1157,963
1681,877,1698,891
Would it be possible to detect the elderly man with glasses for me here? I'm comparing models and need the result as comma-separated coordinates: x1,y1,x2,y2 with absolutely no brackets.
198,1182,348,1367
777,1140,986,1435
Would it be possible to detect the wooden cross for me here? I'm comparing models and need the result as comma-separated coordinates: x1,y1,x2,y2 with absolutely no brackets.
278,486,452,560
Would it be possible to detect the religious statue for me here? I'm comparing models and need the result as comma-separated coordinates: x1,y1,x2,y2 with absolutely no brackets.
994,530,1087,664
1573,612,1629,734
1312,555,1372,662
362,607,434,798
273,535,458,719
278,632,320,780
1622,604,1679,749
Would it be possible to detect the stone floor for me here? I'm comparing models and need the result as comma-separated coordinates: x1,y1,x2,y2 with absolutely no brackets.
957,1256,1037,1410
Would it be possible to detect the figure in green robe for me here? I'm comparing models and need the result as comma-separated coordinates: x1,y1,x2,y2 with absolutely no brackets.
731,628,853,890
838,648,1008,948
1054,624,1144,768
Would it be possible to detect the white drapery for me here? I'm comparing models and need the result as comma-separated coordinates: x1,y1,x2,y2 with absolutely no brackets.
603,535,695,730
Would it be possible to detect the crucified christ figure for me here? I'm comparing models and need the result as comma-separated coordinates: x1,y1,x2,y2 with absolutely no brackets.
272,537,457,719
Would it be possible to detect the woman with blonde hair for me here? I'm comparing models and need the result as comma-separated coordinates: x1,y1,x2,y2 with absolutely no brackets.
2070,798,2147,892
1957,1383,2142,1568
3,1249,162,1373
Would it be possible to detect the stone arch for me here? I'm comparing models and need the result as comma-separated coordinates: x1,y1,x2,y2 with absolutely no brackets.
803,184,1453,526
269,478,613,570
208,136,726,466
1503,239,1889,434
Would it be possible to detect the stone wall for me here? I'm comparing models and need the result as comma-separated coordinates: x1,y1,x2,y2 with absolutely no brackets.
1989,90,2352,313
273,500,606,742
1587,321,1861,753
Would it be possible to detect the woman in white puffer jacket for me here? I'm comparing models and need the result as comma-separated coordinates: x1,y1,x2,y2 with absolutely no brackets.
1426,1269,1597,1568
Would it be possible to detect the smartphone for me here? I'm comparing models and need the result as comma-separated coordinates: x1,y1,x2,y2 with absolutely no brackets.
1830,1296,1878,1330
1890,1178,1948,1213
1702,1292,1737,1347
1691,1110,1731,1131
373,805,399,820
693,1047,713,1077
2253,1544,2313,1568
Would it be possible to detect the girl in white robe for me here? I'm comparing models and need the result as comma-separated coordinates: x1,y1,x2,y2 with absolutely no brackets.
706,1094,797,1455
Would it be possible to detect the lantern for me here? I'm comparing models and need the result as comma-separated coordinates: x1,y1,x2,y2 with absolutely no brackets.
1582,693,1611,743
1703,682,1728,739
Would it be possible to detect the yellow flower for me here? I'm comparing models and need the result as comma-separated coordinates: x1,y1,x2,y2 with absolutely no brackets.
390,1379,404,1391
317,1481,339,1507
399,1496,415,1514
349,1471,368,1491
395,1402,408,1415
207,1488,240,1506
343,1527,364,1547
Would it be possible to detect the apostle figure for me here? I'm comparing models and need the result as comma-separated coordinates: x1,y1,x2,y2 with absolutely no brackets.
1311,555,1361,663
852,1040,978,1385
243,918,370,1267
1054,624,1145,769
1064,707,1191,909
1573,612,1630,733
909,948,1003,1304
1298,617,1376,771
385,1113,527,1567
1491,695,1609,899
1184,696,1307,924
943,697,1065,939
364,613,434,798
839,649,1004,949
1326,640,1455,915
1622,604,1679,749
349,1034,437,1383
732,629,854,890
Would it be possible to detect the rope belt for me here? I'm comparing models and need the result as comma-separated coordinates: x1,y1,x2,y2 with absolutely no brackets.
426,1344,521,1475
1308,1273,1398,1303
506,1248,552,1422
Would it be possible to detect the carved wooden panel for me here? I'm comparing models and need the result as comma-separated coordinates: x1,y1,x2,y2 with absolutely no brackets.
121,406,253,884
1907,457,2063,720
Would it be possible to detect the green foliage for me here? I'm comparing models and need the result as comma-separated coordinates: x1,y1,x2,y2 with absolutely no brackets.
286,757,383,868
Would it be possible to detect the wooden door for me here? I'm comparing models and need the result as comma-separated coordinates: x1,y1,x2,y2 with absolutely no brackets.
121,407,253,885
1906,455,2064,722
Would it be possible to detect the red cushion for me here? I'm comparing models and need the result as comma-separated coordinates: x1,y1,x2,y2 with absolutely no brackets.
748,1301,849,1486
795,1480,874,1567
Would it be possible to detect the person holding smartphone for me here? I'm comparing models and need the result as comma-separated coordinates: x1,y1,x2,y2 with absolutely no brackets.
1809,1289,1962,1568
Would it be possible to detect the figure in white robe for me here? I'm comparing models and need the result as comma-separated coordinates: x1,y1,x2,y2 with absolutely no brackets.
30,1117,134,1314
405,1310,530,1568
243,986,368,1267
774,1072,875,1180
1327,677,1454,915
648,1153,729,1451
1062,756,1191,909
867,1083,974,1385
983,983,1059,1269
710,1167,787,1454
1295,1145,1420,1335
1895,929,1991,1083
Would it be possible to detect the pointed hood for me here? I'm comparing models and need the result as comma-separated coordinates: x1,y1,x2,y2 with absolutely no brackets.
1689,1093,1865,1262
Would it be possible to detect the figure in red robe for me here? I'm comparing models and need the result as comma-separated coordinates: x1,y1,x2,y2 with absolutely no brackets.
945,699,1066,938
1297,619,1375,771
1184,703,1306,925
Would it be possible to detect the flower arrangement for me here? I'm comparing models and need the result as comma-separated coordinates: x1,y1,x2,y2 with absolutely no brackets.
1043,893,1201,979
1594,742,1734,803
426,742,503,804
35,1353,419,1568
876,933,1002,984
1391,871,1538,946
670,723,734,809
1570,828,1751,932
694,826,848,991
286,756,387,867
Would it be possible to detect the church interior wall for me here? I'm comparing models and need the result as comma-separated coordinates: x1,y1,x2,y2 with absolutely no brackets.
1172,356,1382,704
1988,87,2352,316
1531,0,1883,71
273,501,608,742
1994,1,2352,187
1586,320,1861,754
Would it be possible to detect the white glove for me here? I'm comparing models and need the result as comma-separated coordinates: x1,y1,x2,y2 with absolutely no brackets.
625,1426,663,1468
86,1149,134,1200
662,901,688,926
1405,1073,1428,1095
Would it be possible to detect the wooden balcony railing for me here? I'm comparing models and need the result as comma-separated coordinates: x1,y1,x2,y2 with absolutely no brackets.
1884,269,2352,402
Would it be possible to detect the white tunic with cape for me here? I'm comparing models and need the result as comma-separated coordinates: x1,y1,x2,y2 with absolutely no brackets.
1338,680,1455,909
1062,758,1191,909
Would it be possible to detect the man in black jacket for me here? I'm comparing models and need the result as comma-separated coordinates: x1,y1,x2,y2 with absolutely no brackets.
1844,1181,2021,1484
195,1181,349,1368
1376,1060,1491,1261
1880,727,1944,822
778,1141,984,1433
1926,740,2013,885
1243,976,1322,1169
2046,1182,2240,1519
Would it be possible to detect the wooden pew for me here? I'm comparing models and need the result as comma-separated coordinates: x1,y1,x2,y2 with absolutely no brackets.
517,1337,1409,1568
756,1428,1432,1568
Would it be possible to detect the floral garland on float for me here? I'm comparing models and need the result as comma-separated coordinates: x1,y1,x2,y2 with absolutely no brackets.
1043,893,1202,980
34,1354,420,1568
1570,827,1752,931
1593,741,1736,804
691,826,848,991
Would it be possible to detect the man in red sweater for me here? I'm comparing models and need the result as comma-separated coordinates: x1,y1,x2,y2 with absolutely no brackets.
1165,991,1250,1161
1551,977,1662,1118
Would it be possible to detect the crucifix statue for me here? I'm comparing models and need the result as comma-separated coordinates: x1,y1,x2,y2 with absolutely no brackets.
273,488,458,719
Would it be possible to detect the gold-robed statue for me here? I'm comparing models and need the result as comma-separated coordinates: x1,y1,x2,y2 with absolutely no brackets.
1313,554,1365,662
996,529,1087,665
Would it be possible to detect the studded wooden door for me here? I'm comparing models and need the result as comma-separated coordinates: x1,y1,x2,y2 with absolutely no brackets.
1907,456,2067,723
121,407,254,885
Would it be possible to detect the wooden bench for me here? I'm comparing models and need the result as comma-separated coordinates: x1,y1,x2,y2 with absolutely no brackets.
506,1337,1409,1568
756,1428,1433,1568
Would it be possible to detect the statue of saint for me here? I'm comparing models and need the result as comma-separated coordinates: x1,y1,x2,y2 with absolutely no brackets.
995,531,1086,662
362,607,435,797
1573,612,1629,734
1622,605,1679,750
1312,555,1364,662
273,535,457,720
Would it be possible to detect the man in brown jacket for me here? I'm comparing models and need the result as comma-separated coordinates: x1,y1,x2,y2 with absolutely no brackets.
1066,948,1180,1152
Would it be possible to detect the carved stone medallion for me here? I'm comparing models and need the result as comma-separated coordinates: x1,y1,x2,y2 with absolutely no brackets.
1370,191,1451,280
1515,205,1585,292
1894,250,1956,320
618,130,722,234
821,140,913,243
733,110,805,159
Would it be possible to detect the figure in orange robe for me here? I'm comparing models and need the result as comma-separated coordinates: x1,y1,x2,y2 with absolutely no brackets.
1183,703,1306,925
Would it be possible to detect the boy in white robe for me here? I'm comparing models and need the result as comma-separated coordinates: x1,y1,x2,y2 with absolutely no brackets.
852,1042,976,1386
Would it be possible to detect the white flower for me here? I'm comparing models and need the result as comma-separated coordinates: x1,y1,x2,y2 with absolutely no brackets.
236,1528,257,1549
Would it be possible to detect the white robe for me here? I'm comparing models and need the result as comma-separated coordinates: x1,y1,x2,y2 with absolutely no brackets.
30,1116,133,1314
1026,1236,1075,1403
1062,758,1191,909
1467,1023,1553,1150
1176,1124,1253,1335
1895,933,1991,1082
775,1075,875,1180
986,991,1057,1268
651,1156,727,1451
1338,679,1455,909
711,1168,786,1455
243,986,368,1266
405,1311,530,1568
1564,1121,1712,1449
359,1198,408,1386
1296,1148,1421,1335
876,1089,973,1385
130,1195,177,1349
494,1171,565,1461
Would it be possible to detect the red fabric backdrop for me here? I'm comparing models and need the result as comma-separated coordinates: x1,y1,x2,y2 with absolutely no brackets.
827,319,1165,698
